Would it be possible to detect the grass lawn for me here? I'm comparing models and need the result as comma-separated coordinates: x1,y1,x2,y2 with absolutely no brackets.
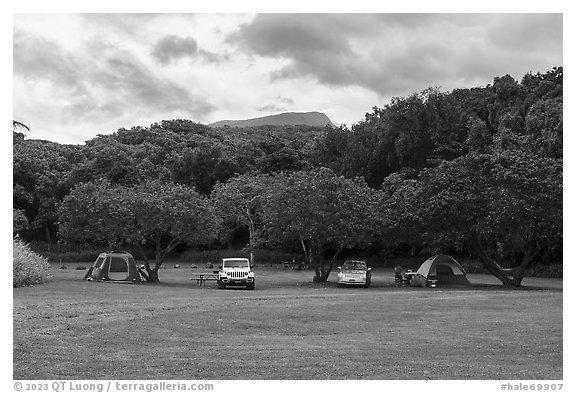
13,263,563,380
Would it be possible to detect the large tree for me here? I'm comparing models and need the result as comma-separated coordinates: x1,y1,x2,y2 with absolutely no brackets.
13,139,83,246
263,168,381,282
58,180,220,282
211,173,273,265
384,152,562,286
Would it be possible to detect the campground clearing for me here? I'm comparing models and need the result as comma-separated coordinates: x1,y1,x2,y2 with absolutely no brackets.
13,264,562,380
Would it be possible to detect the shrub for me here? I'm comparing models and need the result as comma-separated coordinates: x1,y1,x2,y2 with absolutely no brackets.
13,238,52,287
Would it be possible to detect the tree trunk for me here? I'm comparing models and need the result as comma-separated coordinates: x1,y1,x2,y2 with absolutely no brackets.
472,234,536,287
300,235,311,266
155,236,162,269
247,209,256,266
510,243,538,287
45,225,52,252
134,237,181,283
314,266,323,282
135,244,155,283
322,245,345,281
312,242,326,283
313,244,345,282
148,268,160,283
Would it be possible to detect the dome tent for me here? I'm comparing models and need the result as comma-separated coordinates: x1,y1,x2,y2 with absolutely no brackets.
83,251,142,283
411,254,470,287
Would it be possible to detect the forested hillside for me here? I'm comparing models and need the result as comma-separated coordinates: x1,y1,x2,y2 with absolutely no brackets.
13,67,562,285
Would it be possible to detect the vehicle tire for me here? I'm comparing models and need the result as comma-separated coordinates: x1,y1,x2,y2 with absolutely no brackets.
217,281,226,290
247,280,255,290
337,283,343,288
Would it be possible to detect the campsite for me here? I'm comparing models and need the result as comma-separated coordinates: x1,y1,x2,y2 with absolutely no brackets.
13,14,563,383
13,261,562,380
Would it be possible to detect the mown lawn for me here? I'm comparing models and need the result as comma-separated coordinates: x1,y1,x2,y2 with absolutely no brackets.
13,264,562,380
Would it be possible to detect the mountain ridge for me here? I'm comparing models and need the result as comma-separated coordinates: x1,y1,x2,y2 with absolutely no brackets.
207,111,334,128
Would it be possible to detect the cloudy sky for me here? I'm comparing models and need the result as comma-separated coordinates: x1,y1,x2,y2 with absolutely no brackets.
13,13,563,145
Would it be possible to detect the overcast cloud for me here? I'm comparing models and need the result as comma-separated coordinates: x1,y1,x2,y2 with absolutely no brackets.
231,13,562,96
152,35,200,65
13,13,562,144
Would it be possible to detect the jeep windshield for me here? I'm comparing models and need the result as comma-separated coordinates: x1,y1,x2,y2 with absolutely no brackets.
223,259,250,268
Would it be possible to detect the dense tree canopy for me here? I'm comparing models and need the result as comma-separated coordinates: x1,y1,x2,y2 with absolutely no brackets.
382,152,562,286
309,68,563,189
14,66,563,286
211,173,275,264
58,180,219,282
13,139,84,245
263,168,382,282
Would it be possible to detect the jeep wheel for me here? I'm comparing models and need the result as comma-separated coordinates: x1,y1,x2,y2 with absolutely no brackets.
337,283,343,288
217,281,226,289
247,280,255,290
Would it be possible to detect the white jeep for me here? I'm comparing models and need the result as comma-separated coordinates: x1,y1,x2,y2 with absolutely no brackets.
217,258,255,290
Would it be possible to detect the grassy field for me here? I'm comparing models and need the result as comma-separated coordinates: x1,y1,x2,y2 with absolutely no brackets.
13,263,562,380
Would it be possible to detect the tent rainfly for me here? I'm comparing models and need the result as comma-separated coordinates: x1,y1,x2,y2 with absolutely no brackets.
411,254,470,287
83,251,142,283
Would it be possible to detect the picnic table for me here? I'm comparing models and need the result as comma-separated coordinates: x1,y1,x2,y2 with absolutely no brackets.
190,271,220,286
283,260,309,270
404,270,418,282
395,270,417,286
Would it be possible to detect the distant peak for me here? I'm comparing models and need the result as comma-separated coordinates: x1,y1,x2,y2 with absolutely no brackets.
207,111,334,128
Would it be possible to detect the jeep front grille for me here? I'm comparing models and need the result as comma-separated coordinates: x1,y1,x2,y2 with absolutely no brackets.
228,271,246,278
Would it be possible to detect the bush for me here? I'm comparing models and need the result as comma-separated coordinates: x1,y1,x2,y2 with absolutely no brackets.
13,238,52,287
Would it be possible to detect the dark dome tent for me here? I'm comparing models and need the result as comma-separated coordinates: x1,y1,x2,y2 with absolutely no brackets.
411,254,470,287
83,251,142,283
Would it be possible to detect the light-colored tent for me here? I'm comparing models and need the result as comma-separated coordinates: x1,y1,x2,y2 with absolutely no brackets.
411,254,470,287
83,251,142,282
